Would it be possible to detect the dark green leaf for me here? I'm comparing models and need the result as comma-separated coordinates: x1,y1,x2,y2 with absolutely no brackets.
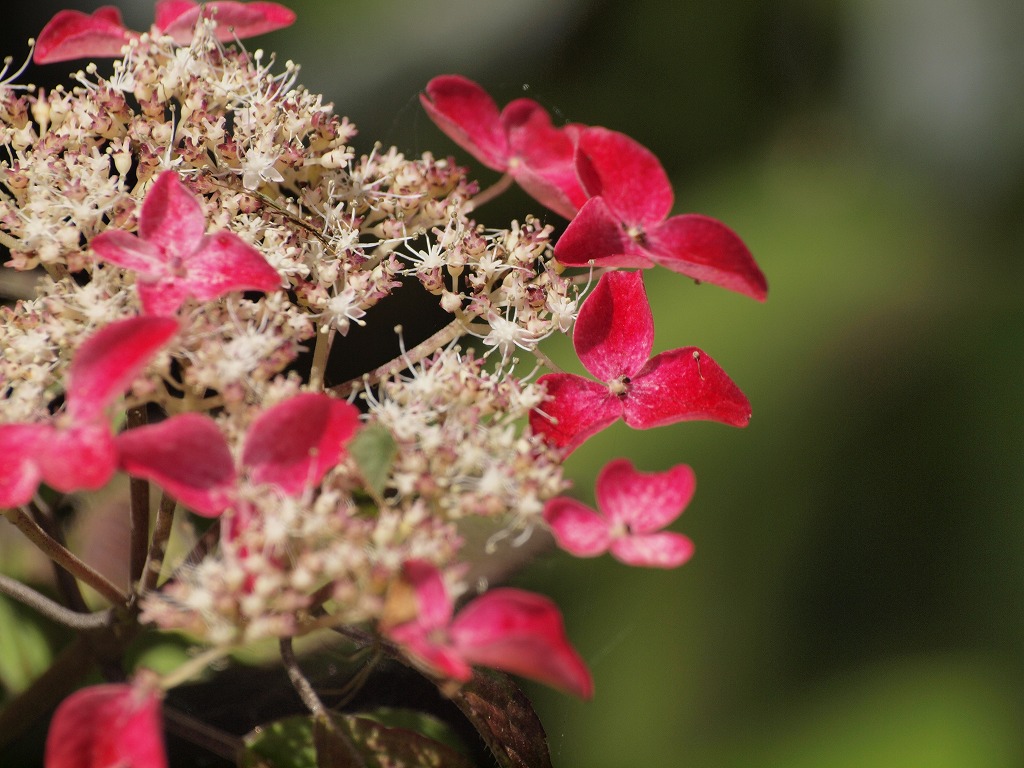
239,715,317,768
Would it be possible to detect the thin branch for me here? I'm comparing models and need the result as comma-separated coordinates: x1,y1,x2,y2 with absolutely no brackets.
280,637,326,717
127,407,150,585
464,173,514,213
163,706,242,762
0,572,112,631
27,500,87,613
3,507,128,606
141,492,177,593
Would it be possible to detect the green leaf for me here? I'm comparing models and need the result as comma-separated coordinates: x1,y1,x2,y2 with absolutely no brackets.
0,594,57,696
239,715,318,768
450,669,554,768
353,707,469,757
349,423,398,498
336,712,475,768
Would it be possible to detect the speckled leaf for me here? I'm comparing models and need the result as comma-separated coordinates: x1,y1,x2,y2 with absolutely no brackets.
334,712,475,768
349,423,398,497
239,715,318,768
450,668,554,768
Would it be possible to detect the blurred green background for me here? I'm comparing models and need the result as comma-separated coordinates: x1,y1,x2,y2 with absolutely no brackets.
5,1,1024,766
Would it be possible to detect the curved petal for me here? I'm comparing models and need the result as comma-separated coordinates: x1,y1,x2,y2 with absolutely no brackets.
624,347,751,429
116,414,236,517
503,99,586,218
595,459,695,533
543,497,611,557
645,214,767,301
45,682,166,768
573,270,652,381
610,532,694,569
65,316,178,421
34,7,130,65
156,1,297,44
138,171,206,253
90,230,165,276
0,424,47,508
529,374,621,454
420,75,509,171
136,276,191,317
575,127,673,227
243,393,360,495
388,622,472,681
402,559,454,630
40,423,118,494
553,196,654,269
186,231,280,301
451,589,593,698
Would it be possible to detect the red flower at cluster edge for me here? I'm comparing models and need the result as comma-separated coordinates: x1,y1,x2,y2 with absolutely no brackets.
420,75,587,219
34,1,297,64
545,458,697,569
90,171,280,316
0,316,178,509
529,270,751,454
384,560,593,699
554,127,768,301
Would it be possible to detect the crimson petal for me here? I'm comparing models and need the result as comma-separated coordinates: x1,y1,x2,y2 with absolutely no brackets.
624,347,751,429
553,196,654,269
186,231,281,301
34,7,130,65
156,1,297,44
420,75,510,171
451,589,594,699
595,459,695,534
575,127,674,227
117,414,236,517
609,532,694,569
645,214,768,301
573,270,653,382
529,374,620,454
542,497,611,557
243,393,360,495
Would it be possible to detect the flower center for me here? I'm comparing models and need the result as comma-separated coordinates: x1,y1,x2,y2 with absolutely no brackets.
608,375,631,397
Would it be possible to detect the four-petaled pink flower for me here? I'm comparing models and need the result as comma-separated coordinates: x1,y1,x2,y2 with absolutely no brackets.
529,270,751,454
384,560,593,699
116,392,360,518
545,458,696,568
554,126,768,301
420,75,587,219
90,171,280,316
0,316,178,509
45,677,166,768
34,1,297,64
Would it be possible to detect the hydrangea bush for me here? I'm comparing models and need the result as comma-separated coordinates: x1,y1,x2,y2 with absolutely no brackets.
0,3,766,766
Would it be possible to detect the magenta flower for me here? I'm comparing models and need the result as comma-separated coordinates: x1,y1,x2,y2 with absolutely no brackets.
385,560,593,699
116,392,360,517
35,1,297,65
90,171,280,316
529,270,750,454
554,127,768,301
0,316,178,509
544,458,696,568
420,75,587,219
45,679,166,768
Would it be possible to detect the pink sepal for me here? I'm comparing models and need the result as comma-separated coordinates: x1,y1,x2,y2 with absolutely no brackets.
596,460,695,532
552,196,654,268
573,270,653,382
34,7,131,65
155,1,297,45
243,393,361,495
609,533,694,569
45,680,166,768
540,497,611,557
0,424,115,508
116,413,237,517
528,374,620,454
420,75,508,171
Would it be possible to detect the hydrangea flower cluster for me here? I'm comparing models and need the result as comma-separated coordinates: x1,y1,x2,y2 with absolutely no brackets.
0,4,766,766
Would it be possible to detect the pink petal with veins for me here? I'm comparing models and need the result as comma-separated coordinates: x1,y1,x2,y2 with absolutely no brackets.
595,459,694,533
184,231,282,301
243,393,360,495
450,589,594,699
34,7,130,65
575,127,674,227
553,196,654,268
0,425,47,508
543,497,612,557
625,347,751,430
117,414,237,517
137,171,206,248
45,682,166,768
528,374,620,454
609,532,694,569
65,316,178,421
420,75,509,171
573,271,653,382
645,214,768,301
155,1,297,44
